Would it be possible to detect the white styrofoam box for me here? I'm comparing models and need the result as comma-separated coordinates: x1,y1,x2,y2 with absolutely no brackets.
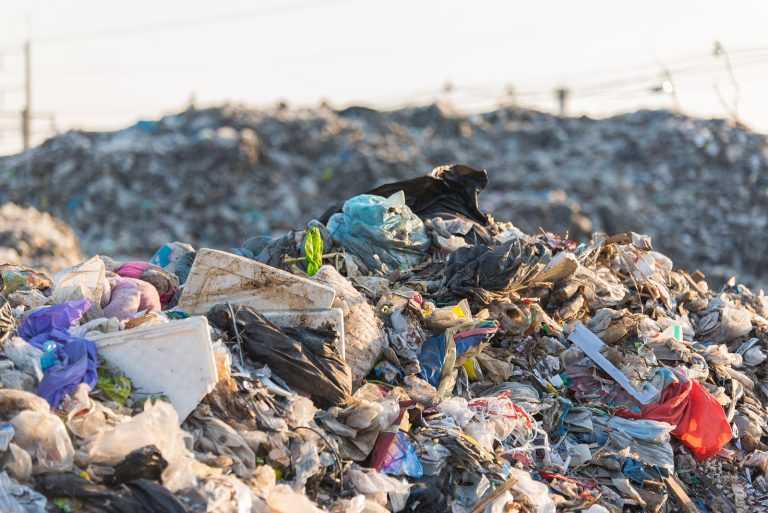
176,248,336,315
89,316,218,422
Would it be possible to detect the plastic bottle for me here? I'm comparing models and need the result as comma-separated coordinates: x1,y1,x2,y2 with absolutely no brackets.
40,341,60,372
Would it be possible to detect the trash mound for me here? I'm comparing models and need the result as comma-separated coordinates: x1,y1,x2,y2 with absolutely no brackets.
0,202,84,274
1,165,766,513
0,103,766,288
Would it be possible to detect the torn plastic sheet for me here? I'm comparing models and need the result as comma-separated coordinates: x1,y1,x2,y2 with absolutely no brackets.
567,323,658,404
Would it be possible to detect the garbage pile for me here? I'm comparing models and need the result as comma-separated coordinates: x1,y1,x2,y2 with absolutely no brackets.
0,203,83,274
1,103,766,288
1,165,766,513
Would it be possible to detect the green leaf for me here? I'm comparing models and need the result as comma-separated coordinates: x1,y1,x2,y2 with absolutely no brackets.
304,226,324,276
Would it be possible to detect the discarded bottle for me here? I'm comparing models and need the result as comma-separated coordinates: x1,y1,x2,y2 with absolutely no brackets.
40,341,60,372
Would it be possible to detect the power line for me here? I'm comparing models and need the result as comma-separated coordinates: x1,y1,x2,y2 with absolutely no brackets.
0,0,359,50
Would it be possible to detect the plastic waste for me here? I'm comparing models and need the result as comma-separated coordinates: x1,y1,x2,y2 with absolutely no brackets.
86,400,198,491
418,320,498,396
0,424,12,451
51,255,106,309
265,484,324,513
207,304,352,408
568,323,659,404
620,368,733,461
150,241,196,283
2,337,43,380
18,299,91,348
326,165,493,246
195,475,253,513
0,361,35,392
64,383,114,439
0,389,50,418
379,431,423,478
506,467,556,513
304,226,324,276
5,443,33,482
0,472,48,513
105,445,168,485
37,336,98,409
346,467,411,513
40,340,59,371
188,408,256,475
327,191,430,272
261,307,346,358
439,238,551,304
0,264,51,296
9,410,74,474
591,415,675,470
313,265,387,386
35,472,188,513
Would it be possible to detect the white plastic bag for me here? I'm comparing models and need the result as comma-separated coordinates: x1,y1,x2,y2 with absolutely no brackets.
2,337,43,381
52,255,106,307
10,410,74,474
86,400,197,491
264,484,324,513
507,467,556,513
0,471,48,513
346,467,411,513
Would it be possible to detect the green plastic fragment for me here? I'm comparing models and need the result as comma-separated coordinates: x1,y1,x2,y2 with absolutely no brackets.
304,226,324,277
96,365,132,406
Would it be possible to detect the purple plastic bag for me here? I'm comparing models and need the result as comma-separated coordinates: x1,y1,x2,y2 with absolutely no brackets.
37,337,99,409
18,299,99,408
19,300,91,348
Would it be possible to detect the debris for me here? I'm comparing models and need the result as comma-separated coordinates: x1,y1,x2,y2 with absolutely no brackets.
89,316,218,422
177,248,336,314
0,203,83,275
207,304,352,408
0,165,765,512
567,323,659,404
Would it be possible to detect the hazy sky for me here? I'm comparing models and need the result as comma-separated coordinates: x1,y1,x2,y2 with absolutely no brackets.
1,0,767,154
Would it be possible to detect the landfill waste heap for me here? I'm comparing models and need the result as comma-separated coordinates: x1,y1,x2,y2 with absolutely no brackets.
0,103,766,289
0,164,767,513
0,203,83,274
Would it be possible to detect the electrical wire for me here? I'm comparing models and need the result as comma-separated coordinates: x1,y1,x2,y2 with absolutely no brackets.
0,0,360,49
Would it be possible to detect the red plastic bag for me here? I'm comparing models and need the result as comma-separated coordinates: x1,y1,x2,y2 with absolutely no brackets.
621,373,732,461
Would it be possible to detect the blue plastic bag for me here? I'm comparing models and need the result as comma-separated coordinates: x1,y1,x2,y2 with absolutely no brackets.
381,431,424,478
418,322,498,389
418,334,447,388
327,191,430,271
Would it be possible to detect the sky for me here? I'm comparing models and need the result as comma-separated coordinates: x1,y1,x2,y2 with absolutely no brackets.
0,0,767,154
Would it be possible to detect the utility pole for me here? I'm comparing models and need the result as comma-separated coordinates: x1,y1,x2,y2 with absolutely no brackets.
21,39,30,150
555,87,569,117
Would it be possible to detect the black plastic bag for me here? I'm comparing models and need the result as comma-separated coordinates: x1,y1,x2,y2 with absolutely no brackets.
206,304,352,408
35,473,188,513
105,445,168,486
439,238,551,304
